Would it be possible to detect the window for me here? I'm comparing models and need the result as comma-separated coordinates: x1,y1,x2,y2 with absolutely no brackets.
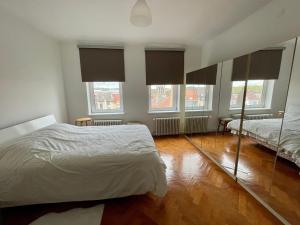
87,82,123,114
149,85,179,112
185,85,213,111
230,80,270,109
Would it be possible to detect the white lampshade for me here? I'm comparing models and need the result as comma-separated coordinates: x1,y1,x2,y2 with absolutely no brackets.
130,0,152,27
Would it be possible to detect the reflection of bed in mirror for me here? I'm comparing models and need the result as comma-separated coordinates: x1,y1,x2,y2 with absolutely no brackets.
228,105,300,170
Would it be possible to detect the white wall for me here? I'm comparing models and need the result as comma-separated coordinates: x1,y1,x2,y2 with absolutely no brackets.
286,38,300,108
200,0,300,67
60,42,202,133
0,8,67,129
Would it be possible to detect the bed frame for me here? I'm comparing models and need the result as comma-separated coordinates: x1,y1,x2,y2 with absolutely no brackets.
0,115,56,146
231,128,297,166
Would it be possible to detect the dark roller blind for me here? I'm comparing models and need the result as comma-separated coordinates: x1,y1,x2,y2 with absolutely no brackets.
79,47,125,82
145,50,184,85
186,64,218,85
232,49,283,81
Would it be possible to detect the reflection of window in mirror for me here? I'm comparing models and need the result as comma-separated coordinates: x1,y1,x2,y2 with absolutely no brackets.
229,80,274,109
185,84,213,111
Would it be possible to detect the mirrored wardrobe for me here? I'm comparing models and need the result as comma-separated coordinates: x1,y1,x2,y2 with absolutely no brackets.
235,38,298,225
186,60,245,178
186,37,300,225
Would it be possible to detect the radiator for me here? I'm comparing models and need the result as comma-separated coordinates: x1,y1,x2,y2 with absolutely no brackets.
93,119,123,126
232,113,273,120
185,116,208,134
153,117,180,136
245,114,273,120
232,114,242,119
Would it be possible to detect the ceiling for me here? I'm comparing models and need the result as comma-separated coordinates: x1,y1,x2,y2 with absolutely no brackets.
0,0,272,46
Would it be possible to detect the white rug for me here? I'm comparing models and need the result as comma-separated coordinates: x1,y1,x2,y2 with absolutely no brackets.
29,204,104,225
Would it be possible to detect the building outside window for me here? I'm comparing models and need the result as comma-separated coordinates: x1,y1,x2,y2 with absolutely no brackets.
230,80,272,109
87,82,124,114
149,85,179,112
185,84,213,111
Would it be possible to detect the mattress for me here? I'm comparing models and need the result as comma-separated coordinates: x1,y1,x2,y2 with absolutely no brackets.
0,123,167,207
227,118,300,168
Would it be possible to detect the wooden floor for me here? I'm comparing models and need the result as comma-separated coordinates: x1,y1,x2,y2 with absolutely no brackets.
190,133,300,225
3,136,282,225
101,136,281,225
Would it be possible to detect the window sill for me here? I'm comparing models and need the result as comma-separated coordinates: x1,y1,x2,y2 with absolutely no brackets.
229,107,271,111
148,111,180,114
89,112,125,116
185,109,212,112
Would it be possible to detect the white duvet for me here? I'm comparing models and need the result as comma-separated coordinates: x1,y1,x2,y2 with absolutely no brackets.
0,124,167,207
227,117,300,166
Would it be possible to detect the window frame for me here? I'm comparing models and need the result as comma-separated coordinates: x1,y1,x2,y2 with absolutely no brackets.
148,85,180,113
86,82,124,115
184,84,214,112
229,80,270,110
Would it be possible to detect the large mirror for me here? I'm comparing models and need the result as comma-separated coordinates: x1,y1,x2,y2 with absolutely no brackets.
234,38,298,225
185,37,300,224
267,38,300,225
185,60,245,177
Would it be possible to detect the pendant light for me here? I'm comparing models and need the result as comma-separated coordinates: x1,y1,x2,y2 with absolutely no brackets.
130,0,152,27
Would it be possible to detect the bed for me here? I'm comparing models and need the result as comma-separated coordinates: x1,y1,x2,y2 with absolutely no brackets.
0,115,167,207
227,105,300,169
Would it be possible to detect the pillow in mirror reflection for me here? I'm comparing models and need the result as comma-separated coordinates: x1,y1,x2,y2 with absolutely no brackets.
286,104,300,113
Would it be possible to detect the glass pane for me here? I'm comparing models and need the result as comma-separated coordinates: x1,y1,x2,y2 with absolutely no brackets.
91,82,121,113
246,80,265,107
230,81,246,108
185,85,212,110
211,60,243,176
230,80,267,109
150,85,176,111
271,110,300,225
269,39,300,225
235,38,298,224
186,62,240,176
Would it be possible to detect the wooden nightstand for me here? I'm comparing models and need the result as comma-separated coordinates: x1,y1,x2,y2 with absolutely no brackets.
75,117,93,126
277,111,285,118
217,117,233,134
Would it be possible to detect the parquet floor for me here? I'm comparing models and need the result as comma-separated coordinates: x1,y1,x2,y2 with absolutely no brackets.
188,133,240,174
189,133,300,225
2,136,282,225
101,136,282,225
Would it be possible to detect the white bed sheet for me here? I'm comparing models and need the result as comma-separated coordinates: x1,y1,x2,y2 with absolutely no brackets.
0,124,167,207
227,118,300,167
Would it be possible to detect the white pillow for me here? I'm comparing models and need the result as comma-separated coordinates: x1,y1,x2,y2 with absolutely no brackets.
285,105,300,121
286,104,300,113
